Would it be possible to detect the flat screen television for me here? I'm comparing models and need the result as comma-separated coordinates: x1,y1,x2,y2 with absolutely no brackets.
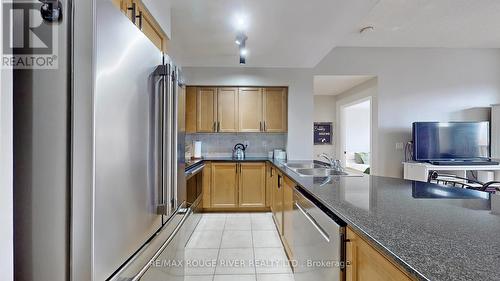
412,122,490,161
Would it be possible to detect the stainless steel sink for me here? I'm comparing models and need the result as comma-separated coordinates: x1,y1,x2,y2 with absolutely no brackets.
283,161,362,177
293,168,362,177
284,163,322,169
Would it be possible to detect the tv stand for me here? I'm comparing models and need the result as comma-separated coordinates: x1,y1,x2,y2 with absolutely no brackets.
403,161,500,183
428,160,499,166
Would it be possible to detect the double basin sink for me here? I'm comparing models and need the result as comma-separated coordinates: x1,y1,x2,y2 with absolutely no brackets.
284,162,362,177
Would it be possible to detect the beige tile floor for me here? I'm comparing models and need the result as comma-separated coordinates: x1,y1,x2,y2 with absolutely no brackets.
184,212,295,281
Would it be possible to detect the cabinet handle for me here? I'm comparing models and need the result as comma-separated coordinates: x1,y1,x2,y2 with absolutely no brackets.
213,122,216,132
217,121,220,132
277,175,281,188
259,121,262,131
270,167,273,177
127,2,137,24
264,121,266,131
136,11,142,30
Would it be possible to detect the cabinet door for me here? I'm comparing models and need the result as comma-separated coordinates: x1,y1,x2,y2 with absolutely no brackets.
211,163,238,208
185,86,197,133
273,172,284,235
263,88,287,132
201,162,212,209
282,176,294,257
265,163,273,207
238,88,263,132
137,3,166,51
238,162,266,207
346,228,413,281
217,88,238,132
197,88,217,132
115,0,168,52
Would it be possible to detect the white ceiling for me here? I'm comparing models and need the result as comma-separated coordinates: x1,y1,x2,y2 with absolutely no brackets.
168,0,500,68
340,0,500,48
169,0,378,67
314,75,375,96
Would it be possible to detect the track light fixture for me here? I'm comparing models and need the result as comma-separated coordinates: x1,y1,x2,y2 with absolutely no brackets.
235,32,248,64
235,33,248,46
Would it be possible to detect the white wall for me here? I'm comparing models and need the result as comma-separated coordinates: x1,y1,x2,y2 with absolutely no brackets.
182,67,314,160
344,100,370,153
142,0,171,39
313,95,336,160
315,48,500,178
1,0,14,278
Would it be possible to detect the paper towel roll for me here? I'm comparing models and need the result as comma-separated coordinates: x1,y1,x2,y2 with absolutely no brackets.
194,141,202,158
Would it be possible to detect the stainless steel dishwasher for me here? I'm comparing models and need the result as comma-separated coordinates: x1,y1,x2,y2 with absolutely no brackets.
292,186,347,281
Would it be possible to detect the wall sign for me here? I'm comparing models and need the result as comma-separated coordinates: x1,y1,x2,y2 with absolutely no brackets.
314,122,332,145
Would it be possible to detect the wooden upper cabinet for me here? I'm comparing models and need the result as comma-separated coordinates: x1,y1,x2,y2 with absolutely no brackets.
238,163,266,208
197,88,217,132
185,87,197,134
217,88,238,132
263,88,288,132
186,86,288,133
346,227,413,281
238,88,263,132
211,163,238,208
114,0,168,52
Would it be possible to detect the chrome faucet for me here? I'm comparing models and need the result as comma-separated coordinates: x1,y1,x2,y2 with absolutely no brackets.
319,153,344,172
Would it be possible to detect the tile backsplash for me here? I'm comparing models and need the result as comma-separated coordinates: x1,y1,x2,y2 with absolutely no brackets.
185,133,287,158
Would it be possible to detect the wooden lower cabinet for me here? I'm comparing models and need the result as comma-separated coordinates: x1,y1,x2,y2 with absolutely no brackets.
272,172,284,235
282,176,294,257
210,163,238,208
239,163,266,207
346,227,413,281
201,162,212,209
203,162,267,210
265,163,274,207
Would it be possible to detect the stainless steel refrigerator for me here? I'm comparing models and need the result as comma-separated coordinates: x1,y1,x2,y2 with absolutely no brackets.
13,0,190,280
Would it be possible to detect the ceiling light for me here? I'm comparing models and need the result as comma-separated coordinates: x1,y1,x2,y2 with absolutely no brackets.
240,48,248,57
234,14,248,31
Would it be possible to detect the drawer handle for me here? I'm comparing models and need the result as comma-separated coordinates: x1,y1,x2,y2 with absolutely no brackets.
295,202,330,242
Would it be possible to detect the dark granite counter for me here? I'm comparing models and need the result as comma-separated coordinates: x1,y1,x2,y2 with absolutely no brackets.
185,157,270,171
268,159,499,281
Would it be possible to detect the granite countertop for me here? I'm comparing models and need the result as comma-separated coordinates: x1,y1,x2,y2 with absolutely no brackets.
268,159,500,281
185,157,270,170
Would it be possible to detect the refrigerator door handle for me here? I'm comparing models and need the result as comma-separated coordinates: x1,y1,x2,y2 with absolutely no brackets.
171,72,178,212
155,76,165,214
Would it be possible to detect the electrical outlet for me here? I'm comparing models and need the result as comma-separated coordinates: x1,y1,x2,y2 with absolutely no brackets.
244,140,249,147
395,142,404,150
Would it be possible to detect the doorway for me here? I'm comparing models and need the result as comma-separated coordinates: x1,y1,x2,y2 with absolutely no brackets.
340,98,371,174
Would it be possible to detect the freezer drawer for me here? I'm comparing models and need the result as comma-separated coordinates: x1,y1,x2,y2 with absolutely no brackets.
109,206,192,281
293,187,346,281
